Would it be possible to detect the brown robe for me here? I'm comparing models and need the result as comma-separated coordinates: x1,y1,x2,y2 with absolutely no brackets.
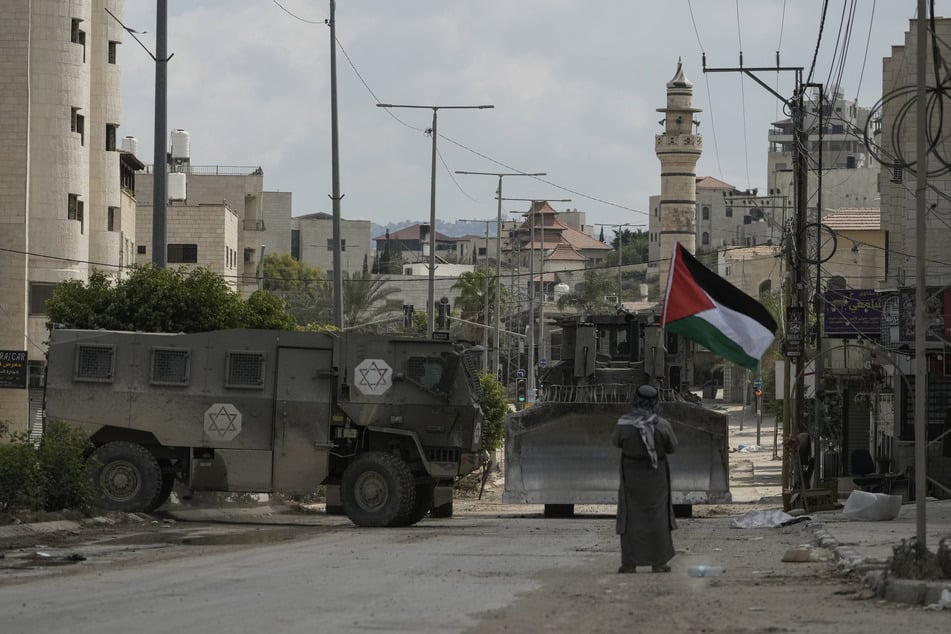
612,411,678,567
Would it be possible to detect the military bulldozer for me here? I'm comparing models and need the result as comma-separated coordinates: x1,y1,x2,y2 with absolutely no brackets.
503,315,731,517
44,328,485,527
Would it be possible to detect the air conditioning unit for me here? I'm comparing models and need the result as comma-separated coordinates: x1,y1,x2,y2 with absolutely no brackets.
604,295,618,304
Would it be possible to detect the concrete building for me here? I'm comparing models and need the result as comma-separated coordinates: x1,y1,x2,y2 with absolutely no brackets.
654,60,702,294
0,1,133,431
768,90,880,217
135,155,291,297
292,212,371,277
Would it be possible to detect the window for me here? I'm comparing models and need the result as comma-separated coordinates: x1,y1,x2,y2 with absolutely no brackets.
291,229,300,259
168,243,198,263
225,351,266,388
701,206,710,220
108,40,118,64
151,348,190,386
327,238,346,251
891,160,903,184
137,245,147,255
701,232,709,245
75,344,115,383
71,108,84,145
70,19,86,61
107,206,119,232
106,124,118,151
68,194,84,233
406,356,448,392
29,282,56,315
725,206,733,218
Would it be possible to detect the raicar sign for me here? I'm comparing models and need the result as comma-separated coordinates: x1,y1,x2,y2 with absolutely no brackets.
0,350,27,389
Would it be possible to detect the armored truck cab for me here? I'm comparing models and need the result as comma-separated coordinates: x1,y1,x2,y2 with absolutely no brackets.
45,328,485,527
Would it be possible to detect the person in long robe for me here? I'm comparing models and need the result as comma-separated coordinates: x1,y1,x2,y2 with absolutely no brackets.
613,384,678,573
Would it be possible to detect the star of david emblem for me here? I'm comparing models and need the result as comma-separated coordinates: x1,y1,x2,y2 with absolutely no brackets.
203,403,242,441
354,359,392,396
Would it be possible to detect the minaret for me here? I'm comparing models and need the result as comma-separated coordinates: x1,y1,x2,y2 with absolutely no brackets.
655,59,702,295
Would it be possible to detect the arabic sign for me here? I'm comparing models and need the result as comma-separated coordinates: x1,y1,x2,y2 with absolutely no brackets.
823,289,883,337
0,350,27,389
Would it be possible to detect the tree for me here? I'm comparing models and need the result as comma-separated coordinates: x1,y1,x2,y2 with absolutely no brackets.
263,254,329,326
342,270,401,328
606,229,649,265
451,269,503,322
47,264,296,333
478,371,507,452
556,269,617,314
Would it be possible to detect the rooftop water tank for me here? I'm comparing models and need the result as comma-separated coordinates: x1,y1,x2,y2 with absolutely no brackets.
120,135,138,155
168,172,187,202
170,129,191,160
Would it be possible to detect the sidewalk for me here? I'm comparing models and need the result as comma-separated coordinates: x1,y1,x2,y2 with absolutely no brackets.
809,498,951,606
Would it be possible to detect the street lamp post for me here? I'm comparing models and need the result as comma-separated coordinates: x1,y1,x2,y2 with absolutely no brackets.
503,198,570,393
378,104,494,337
596,223,644,303
456,172,545,378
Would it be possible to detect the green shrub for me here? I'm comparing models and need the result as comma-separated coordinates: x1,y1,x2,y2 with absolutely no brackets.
478,372,507,452
0,423,44,512
37,420,96,513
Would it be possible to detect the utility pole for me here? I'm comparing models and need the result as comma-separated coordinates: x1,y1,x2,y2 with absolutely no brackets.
456,172,545,377
703,54,808,501
460,218,495,371
378,104,494,337
328,0,344,328
152,0,168,267
914,0,928,545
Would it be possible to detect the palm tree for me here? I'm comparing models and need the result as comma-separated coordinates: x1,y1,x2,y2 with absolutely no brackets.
342,270,401,328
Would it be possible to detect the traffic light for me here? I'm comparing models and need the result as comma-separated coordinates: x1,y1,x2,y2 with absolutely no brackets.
516,378,527,403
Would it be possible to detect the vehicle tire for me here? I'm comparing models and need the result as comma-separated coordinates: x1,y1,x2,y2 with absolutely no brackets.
91,442,162,512
396,482,435,526
341,452,416,527
146,472,176,512
543,503,575,518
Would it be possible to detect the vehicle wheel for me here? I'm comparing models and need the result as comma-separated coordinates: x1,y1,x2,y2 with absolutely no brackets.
396,482,435,526
91,442,162,512
543,503,575,518
429,499,453,519
341,452,416,527
147,472,176,511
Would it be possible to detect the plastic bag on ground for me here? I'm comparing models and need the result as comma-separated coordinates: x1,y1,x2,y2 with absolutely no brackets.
731,509,809,528
842,490,901,521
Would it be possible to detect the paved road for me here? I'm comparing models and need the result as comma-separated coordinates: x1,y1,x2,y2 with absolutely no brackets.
4,508,950,634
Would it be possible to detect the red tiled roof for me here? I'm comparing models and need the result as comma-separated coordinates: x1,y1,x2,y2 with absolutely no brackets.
372,223,455,242
558,225,612,250
532,272,559,282
546,243,587,261
822,208,880,231
695,176,735,190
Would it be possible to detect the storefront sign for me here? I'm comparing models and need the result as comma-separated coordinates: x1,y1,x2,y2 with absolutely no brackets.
0,350,28,389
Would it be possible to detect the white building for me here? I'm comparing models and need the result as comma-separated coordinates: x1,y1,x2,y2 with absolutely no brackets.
0,1,135,431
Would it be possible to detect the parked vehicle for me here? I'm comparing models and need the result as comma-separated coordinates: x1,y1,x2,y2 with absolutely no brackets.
44,328,485,527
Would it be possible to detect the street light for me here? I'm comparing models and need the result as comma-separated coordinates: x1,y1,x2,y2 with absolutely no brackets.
378,103,494,337
596,222,645,303
503,198,571,393
455,171,545,377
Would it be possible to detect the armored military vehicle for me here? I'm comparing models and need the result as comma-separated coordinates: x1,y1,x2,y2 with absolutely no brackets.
44,328,484,527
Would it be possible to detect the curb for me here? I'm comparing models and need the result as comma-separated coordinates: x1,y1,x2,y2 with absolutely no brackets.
811,523,951,607
0,513,151,543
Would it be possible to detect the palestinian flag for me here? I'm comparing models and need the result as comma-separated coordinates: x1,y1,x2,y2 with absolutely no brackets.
662,242,778,370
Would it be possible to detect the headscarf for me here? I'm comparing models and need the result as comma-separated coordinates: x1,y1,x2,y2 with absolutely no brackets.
617,384,661,468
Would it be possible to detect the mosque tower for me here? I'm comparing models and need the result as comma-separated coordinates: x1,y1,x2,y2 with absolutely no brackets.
655,59,702,295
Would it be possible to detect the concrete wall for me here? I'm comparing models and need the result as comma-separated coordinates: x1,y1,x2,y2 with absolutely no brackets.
295,216,370,276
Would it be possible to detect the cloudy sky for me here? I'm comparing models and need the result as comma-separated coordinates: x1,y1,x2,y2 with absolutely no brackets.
117,1,937,232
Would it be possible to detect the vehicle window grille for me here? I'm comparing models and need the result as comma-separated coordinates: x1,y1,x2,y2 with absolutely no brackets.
151,348,190,385
460,349,483,399
75,344,115,382
406,356,445,391
427,448,460,463
226,351,265,388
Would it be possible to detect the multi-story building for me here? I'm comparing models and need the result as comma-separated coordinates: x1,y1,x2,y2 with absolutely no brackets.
135,145,291,296
0,1,134,431
292,212,371,277
768,90,880,219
